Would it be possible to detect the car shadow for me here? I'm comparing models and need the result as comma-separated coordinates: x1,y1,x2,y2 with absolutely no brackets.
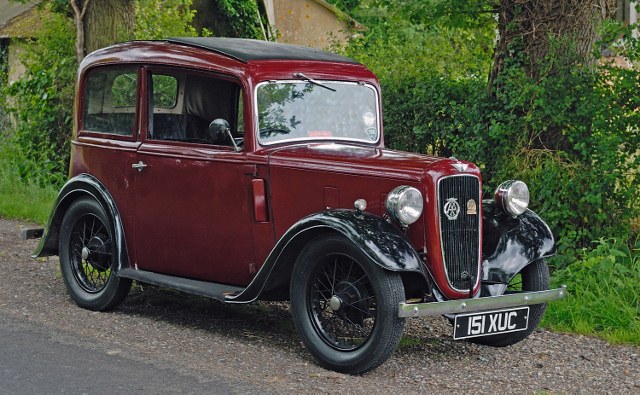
114,283,303,353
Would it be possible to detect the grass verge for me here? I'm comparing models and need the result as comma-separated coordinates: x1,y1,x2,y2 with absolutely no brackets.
0,162,57,225
542,238,640,345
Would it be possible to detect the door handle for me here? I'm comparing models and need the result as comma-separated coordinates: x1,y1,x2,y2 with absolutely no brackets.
132,161,148,172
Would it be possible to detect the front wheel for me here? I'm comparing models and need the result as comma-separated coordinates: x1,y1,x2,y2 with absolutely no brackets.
59,197,131,311
290,234,405,374
472,259,550,347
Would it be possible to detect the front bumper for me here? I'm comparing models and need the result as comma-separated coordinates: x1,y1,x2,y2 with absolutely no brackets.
398,286,566,318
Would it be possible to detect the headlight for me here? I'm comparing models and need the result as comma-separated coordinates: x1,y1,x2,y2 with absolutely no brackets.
385,186,424,226
495,180,529,216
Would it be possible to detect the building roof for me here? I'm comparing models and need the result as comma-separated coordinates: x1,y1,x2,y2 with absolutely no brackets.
311,0,366,31
0,0,41,39
168,37,359,64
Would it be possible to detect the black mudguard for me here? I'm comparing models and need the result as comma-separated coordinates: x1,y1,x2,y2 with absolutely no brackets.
32,174,130,271
226,210,427,303
481,200,556,296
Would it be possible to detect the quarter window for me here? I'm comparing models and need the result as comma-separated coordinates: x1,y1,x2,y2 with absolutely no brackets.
83,68,137,135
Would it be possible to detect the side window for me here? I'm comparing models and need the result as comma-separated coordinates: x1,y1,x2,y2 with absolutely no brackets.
152,75,178,108
236,93,244,136
83,68,137,135
149,70,242,147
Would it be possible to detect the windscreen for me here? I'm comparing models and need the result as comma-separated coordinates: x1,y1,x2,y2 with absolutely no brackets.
257,81,380,145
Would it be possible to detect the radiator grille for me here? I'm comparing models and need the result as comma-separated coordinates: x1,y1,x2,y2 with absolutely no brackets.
438,175,481,291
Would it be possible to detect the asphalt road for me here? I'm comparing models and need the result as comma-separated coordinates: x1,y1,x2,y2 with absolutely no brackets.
0,312,258,394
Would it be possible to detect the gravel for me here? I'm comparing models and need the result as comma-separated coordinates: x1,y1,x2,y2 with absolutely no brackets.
1,218,638,393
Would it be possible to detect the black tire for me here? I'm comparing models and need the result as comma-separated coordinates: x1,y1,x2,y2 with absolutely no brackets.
290,234,405,374
471,259,550,347
59,197,131,311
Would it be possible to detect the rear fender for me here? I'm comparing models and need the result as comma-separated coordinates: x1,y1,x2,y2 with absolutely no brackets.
226,210,428,303
481,200,556,296
33,174,130,271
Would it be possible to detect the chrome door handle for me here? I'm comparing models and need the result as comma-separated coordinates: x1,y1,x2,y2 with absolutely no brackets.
132,161,148,172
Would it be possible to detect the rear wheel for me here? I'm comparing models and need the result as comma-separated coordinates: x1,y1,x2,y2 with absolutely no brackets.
471,259,550,347
59,197,131,311
290,234,405,374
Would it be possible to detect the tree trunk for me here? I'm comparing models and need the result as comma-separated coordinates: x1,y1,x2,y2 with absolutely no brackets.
83,0,135,55
489,0,617,89
70,0,90,64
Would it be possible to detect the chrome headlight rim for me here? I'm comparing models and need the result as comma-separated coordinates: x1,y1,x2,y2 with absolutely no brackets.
495,180,529,216
385,185,424,226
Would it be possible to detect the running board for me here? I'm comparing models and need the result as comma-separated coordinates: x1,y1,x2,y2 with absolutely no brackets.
117,268,245,303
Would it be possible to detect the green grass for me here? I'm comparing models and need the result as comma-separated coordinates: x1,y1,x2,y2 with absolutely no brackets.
0,161,57,224
542,238,640,345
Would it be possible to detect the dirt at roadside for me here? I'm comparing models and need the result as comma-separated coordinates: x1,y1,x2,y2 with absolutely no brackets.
1,218,638,394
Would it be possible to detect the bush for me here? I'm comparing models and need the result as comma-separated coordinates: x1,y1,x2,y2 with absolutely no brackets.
1,10,76,188
542,237,640,345
346,28,640,256
487,50,640,257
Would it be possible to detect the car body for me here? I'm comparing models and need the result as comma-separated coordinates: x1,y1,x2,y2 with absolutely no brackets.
34,37,566,374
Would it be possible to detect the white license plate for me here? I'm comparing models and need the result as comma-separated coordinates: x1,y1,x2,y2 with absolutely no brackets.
453,306,529,340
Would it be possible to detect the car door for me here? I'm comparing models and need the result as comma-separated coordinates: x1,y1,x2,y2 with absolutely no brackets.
131,67,255,286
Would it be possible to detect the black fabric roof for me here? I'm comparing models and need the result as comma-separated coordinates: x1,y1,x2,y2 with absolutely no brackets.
168,37,359,64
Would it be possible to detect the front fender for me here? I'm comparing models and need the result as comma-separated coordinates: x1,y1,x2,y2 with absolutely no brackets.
226,210,427,303
33,174,130,271
481,200,556,296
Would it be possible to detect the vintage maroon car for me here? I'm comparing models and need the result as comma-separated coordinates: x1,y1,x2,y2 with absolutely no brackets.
34,37,565,374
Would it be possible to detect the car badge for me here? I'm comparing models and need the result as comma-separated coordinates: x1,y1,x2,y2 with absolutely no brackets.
366,128,377,140
452,162,469,172
467,199,477,215
443,198,460,220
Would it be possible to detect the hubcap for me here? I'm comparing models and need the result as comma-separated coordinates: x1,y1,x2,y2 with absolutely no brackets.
81,246,90,260
329,295,342,311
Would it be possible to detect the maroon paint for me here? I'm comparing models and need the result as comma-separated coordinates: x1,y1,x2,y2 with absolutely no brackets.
71,41,482,298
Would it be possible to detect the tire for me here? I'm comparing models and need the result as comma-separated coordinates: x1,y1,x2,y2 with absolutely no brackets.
290,234,405,374
58,197,131,311
471,259,550,347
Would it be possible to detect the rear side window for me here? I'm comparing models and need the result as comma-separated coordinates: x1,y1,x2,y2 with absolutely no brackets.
83,68,138,135
152,74,178,108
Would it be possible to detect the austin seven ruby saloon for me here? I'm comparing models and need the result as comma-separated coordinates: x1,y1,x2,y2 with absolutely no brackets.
34,37,566,374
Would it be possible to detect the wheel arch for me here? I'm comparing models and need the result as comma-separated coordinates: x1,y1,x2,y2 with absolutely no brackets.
481,200,556,296
33,174,130,271
226,210,429,303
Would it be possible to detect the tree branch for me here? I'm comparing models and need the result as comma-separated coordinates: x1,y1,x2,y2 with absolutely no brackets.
70,0,91,63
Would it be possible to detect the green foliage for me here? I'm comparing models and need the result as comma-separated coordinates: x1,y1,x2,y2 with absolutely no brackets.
135,0,206,39
344,1,495,81
542,237,640,345
486,32,640,255
2,10,76,188
325,0,362,13
380,74,488,160
216,0,263,39
0,42,9,132
0,153,57,224
345,7,640,255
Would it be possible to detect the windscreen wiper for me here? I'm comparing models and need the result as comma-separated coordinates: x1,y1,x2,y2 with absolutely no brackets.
293,72,336,92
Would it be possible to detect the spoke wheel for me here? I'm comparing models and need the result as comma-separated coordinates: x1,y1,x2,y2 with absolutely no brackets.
291,234,405,374
310,255,376,351
69,213,112,293
59,198,131,311
471,259,550,347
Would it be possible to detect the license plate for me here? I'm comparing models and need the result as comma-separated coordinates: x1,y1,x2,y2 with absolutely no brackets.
453,306,529,340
